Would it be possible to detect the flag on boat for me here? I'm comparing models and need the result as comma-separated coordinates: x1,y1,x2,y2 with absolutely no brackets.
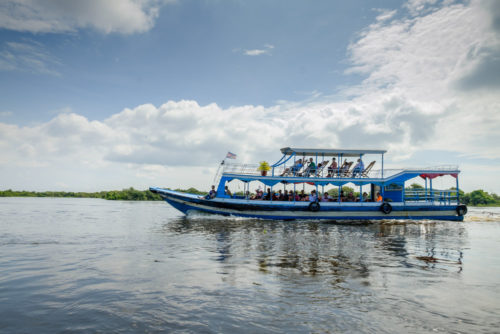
226,152,237,159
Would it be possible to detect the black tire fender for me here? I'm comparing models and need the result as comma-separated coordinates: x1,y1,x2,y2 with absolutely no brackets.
456,205,467,216
308,201,320,212
380,202,392,214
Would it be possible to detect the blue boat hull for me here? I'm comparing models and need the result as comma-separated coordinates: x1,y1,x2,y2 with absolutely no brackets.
151,188,464,221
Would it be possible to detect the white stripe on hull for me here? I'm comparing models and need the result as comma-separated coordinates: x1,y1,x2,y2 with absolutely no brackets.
165,195,457,218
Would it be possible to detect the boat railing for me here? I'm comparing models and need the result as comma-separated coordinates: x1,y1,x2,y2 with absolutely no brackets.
223,163,283,176
404,189,459,204
222,163,459,179
366,165,458,179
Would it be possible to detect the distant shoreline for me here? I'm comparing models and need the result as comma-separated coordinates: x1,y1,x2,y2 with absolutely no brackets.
0,187,499,206
0,188,203,202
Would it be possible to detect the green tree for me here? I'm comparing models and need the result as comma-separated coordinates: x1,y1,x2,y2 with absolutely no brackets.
468,190,495,205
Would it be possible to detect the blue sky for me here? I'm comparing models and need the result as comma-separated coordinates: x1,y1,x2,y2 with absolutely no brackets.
0,0,499,193
0,0,394,124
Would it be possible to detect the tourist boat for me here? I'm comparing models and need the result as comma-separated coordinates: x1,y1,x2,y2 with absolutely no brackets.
150,148,467,221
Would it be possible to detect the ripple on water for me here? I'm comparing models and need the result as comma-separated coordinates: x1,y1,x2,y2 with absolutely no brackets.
0,199,499,333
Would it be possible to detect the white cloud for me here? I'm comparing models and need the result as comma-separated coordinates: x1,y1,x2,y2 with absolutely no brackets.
375,9,398,22
0,0,174,34
0,0,499,193
0,40,60,75
344,0,500,159
242,44,274,56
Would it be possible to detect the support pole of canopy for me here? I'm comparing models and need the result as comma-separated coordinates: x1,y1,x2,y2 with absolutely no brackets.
338,185,341,202
456,176,460,203
293,183,296,202
315,153,318,177
381,153,384,179
430,179,433,203
337,154,342,175
402,181,405,203
359,184,362,202
425,178,428,202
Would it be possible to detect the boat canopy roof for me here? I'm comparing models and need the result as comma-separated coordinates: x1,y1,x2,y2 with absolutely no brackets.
280,147,387,157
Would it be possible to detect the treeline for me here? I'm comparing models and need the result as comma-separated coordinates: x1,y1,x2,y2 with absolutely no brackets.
0,187,204,201
460,189,500,206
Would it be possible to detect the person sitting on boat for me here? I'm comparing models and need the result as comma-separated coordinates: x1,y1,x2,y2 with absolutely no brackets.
327,158,338,177
299,190,307,201
258,190,265,200
281,159,303,176
337,161,350,176
340,190,346,202
251,189,260,200
309,190,318,202
306,158,316,177
205,185,217,199
277,189,284,200
362,192,369,202
346,192,355,202
264,188,271,201
283,190,289,201
321,192,330,202
352,158,365,177
225,186,232,197
376,192,383,202
291,159,303,176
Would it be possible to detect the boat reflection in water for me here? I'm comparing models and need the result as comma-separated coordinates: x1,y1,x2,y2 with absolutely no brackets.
165,216,466,285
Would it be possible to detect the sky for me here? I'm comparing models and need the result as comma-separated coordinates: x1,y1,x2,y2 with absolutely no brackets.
0,0,499,193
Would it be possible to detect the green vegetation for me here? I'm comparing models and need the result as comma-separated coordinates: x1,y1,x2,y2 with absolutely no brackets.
1,186,499,205
0,187,205,201
461,189,500,206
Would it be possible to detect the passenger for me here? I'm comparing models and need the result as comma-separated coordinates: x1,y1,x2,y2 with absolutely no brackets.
283,190,289,201
321,192,330,202
362,192,369,202
295,192,301,201
281,159,300,176
327,158,338,177
352,158,365,177
288,159,303,176
264,188,271,200
347,192,355,202
376,192,383,202
299,190,307,201
256,190,264,200
277,189,283,200
339,161,350,175
309,190,318,202
272,192,279,201
225,186,232,197
306,158,316,177
205,185,216,199
340,190,346,202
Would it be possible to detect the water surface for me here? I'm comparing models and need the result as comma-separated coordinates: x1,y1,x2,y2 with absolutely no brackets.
1,198,499,333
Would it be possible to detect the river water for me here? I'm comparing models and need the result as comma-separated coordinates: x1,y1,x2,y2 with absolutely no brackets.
0,198,499,333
